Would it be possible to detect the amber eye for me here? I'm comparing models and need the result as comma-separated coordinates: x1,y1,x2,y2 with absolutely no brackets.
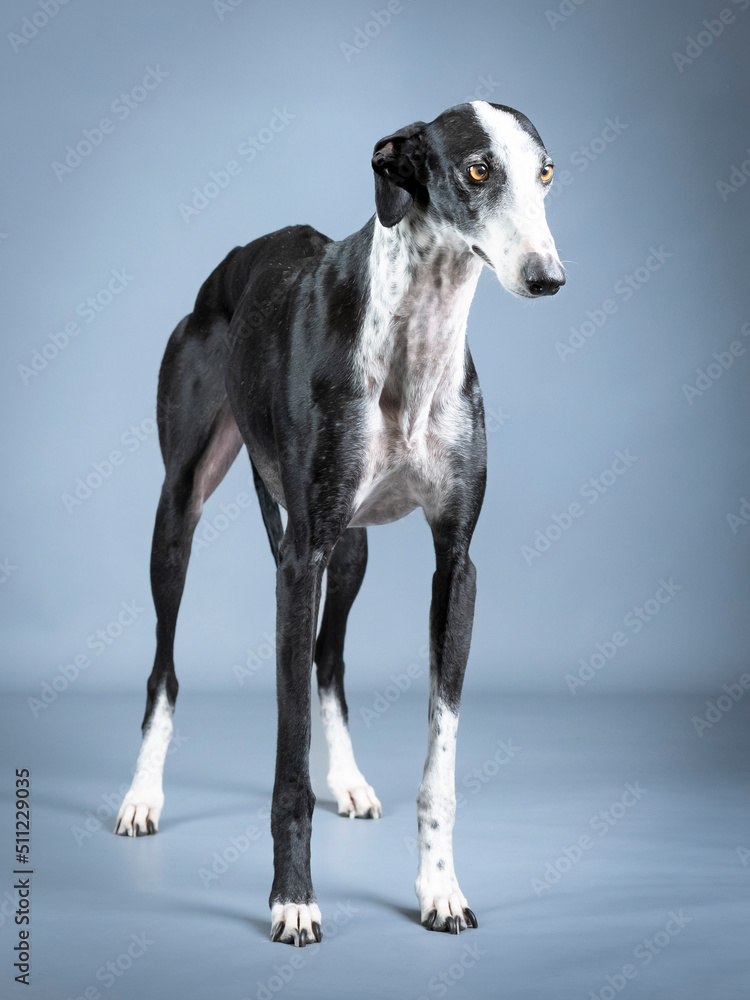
468,163,489,182
540,163,554,183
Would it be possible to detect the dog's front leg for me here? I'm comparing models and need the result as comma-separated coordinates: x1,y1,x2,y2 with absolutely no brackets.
269,538,326,947
416,527,479,934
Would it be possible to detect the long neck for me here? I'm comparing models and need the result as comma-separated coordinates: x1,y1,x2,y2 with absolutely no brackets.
358,215,483,437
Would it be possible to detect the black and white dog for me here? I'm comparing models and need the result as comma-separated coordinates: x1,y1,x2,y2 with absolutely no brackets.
115,101,564,945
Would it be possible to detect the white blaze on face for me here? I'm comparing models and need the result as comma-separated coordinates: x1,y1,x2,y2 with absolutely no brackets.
470,101,562,295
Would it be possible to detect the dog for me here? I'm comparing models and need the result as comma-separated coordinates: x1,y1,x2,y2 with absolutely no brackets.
114,100,565,945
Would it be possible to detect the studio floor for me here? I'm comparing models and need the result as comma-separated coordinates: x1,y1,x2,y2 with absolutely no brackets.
1,688,747,999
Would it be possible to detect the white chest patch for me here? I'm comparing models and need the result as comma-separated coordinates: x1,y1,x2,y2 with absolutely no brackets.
350,221,482,527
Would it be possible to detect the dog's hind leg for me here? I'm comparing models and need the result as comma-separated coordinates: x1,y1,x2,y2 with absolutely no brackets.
116,316,243,836
314,528,381,819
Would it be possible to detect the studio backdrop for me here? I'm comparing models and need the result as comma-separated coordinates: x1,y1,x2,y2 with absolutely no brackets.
1,0,748,704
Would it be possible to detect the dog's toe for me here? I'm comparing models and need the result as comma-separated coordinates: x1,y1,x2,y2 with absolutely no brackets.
270,902,322,947
331,777,382,819
114,795,162,837
420,891,476,933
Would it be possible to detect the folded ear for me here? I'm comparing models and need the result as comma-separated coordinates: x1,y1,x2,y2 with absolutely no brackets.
371,121,428,228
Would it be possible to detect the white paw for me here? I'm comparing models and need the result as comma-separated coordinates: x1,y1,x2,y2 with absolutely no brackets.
114,789,164,836
270,902,322,947
417,881,477,933
328,771,382,818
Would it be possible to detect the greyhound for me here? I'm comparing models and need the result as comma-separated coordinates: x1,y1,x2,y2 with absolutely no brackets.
114,100,565,946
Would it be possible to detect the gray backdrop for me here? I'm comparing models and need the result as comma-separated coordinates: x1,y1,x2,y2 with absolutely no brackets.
2,0,749,701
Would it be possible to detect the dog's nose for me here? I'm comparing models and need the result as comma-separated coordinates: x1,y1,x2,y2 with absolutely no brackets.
522,254,566,297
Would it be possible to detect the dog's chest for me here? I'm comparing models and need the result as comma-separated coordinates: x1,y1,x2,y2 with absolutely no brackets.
342,223,483,528
349,400,463,528
348,289,474,528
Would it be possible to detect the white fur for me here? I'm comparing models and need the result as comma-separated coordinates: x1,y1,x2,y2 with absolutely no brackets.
415,691,470,927
350,219,482,528
319,689,381,817
270,901,322,947
115,688,173,836
470,101,562,296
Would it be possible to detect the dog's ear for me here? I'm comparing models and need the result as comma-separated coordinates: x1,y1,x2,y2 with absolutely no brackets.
371,121,428,228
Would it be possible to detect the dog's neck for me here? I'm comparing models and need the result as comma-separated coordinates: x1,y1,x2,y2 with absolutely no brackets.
358,214,483,437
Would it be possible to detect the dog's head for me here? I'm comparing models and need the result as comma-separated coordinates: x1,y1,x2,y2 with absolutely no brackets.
372,101,565,298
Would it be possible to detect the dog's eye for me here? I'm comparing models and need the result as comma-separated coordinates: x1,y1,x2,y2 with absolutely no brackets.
540,163,554,183
468,163,489,182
